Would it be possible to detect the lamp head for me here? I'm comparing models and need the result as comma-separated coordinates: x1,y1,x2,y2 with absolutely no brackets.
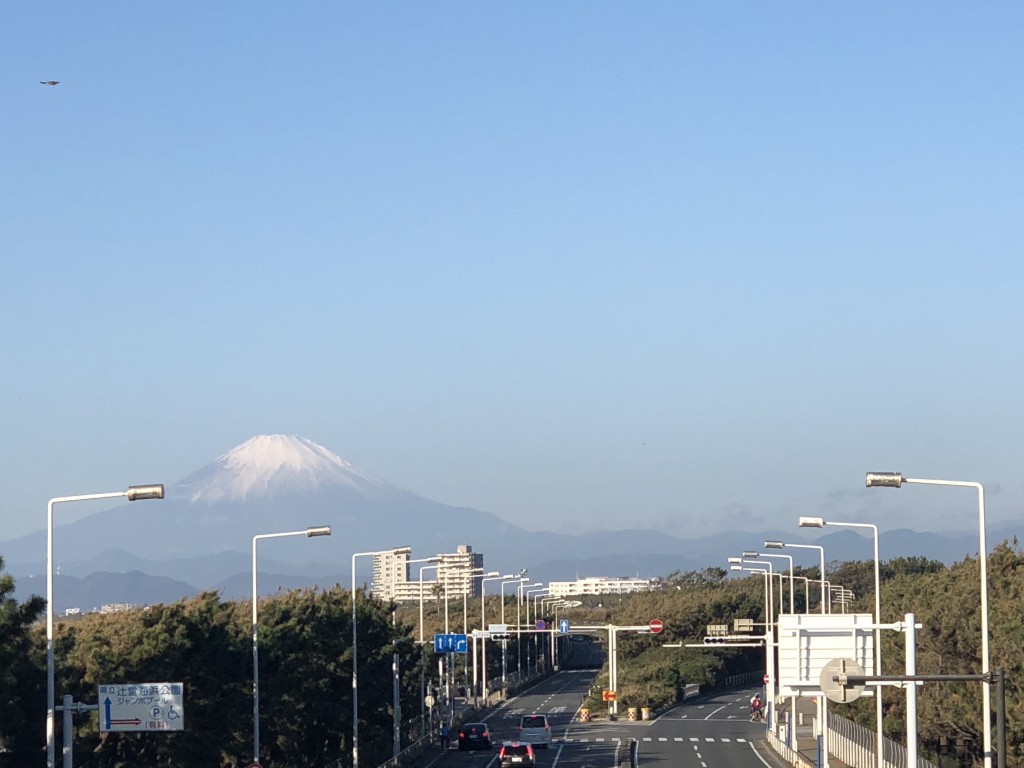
764,540,783,549
393,545,412,555
799,516,825,528
727,556,743,564
127,484,164,501
729,565,743,571
866,472,904,488
306,526,332,537
742,551,759,558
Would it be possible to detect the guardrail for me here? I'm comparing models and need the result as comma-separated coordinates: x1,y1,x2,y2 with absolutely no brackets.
827,711,939,768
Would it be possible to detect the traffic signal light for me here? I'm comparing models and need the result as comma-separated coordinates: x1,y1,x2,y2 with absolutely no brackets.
702,635,763,645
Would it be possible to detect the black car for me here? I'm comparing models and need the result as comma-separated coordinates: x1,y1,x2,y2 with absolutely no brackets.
458,722,492,750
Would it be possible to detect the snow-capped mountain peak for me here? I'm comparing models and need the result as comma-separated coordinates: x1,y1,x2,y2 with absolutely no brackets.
179,434,391,503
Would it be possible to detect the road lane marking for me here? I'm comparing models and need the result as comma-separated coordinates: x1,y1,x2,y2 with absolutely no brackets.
704,703,728,720
550,742,565,768
749,741,776,767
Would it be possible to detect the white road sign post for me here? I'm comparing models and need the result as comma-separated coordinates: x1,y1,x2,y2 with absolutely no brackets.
98,683,185,732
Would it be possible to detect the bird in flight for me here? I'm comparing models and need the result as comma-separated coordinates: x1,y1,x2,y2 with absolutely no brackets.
40,80,59,86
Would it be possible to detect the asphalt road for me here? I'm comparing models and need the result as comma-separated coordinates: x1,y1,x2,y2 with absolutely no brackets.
431,671,793,768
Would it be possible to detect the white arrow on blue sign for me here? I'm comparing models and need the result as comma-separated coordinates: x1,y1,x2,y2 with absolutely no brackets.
433,633,469,653
559,619,570,634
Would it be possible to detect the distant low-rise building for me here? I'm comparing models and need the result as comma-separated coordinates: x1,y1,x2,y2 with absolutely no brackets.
98,603,135,614
548,576,655,598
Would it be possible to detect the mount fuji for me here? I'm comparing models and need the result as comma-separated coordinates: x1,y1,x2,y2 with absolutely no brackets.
1,435,703,609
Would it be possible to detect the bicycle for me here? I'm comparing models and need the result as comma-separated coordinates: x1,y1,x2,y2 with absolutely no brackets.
750,708,764,723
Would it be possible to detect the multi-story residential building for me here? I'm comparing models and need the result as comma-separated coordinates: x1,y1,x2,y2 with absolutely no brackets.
547,576,654,598
371,546,413,600
437,544,484,598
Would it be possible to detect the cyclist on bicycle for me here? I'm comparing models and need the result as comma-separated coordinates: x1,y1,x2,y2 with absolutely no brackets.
750,693,764,721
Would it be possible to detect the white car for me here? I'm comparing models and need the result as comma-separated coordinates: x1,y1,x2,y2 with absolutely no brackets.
518,714,552,748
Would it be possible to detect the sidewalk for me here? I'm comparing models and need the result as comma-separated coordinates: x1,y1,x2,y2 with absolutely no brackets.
772,698,849,768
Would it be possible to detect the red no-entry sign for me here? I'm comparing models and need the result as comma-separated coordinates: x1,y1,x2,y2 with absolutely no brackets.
649,618,664,634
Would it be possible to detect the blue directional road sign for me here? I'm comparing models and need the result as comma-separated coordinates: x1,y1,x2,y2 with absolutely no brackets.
559,619,570,634
433,633,469,654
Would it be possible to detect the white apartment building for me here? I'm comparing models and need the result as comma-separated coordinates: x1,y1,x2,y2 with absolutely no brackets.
371,547,413,600
548,576,655,598
436,544,485,598
373,544,485,604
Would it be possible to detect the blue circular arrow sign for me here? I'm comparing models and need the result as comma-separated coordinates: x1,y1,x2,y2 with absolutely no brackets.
535,619,546,630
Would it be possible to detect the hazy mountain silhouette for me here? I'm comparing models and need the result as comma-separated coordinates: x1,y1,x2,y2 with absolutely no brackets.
3,435,1018,613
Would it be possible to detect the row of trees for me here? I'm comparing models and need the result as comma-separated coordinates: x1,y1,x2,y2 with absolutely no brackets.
3,541,1023,767
0,566,424,768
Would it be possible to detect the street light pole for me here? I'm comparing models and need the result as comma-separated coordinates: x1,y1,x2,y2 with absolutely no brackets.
517,582,540,681
352,547,407,768
760,553,795,614
479,573,508,701
396,555,437,751
252,526,331,765
500,574,527,689
417,562,440,737
766,540,827,615
47,484,165,768
801,516,882,768
866,472,992,768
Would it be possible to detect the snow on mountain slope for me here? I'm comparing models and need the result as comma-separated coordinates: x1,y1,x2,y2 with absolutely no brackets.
178,434,394,503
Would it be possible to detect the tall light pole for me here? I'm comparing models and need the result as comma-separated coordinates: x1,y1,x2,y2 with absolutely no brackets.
759,553,795,614
732,556,775,628
530,589,550,673
801,516,882,768
47,484,165,768
500,573,527,688
352,546,407,768
517,582,541,680
418,563,440,644
730,563,775,725
252,526,331,764
417,561,440,737
866,471,991,768
765,540,827,615
397,555,438,752
480,573,510,700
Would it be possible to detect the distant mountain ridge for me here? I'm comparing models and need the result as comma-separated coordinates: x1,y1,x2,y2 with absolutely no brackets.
2,434,1019,613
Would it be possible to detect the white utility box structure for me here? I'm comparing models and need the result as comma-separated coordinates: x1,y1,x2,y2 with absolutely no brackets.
776,613,875,697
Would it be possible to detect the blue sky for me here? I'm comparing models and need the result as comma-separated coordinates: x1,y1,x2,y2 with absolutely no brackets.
2,3,1022,542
